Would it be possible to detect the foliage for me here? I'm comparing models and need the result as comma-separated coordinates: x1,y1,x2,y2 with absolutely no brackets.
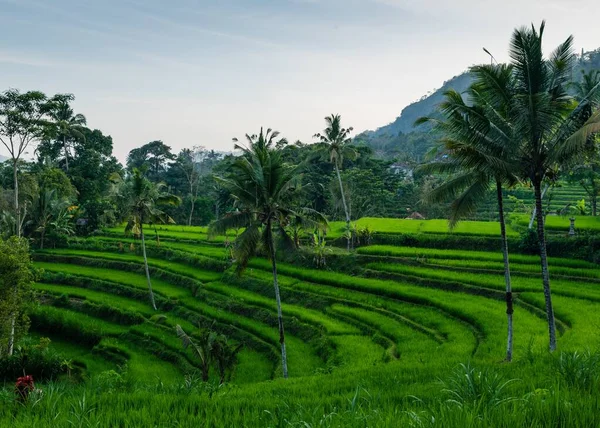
0,237,35,357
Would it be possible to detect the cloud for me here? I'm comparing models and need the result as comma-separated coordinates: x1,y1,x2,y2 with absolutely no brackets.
0,51,57,67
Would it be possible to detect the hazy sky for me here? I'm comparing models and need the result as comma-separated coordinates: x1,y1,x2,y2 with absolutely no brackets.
1,0,599,162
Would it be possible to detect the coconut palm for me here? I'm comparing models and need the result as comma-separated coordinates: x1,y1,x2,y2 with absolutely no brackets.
314,115,357,251
209,128,326,378
124,168,180,310
570,69,600,107
417,63,520,360
505,22,600,351
47,94,86,173
465,22,600,351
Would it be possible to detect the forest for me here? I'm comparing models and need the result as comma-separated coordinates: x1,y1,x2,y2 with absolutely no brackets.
1,21,600,427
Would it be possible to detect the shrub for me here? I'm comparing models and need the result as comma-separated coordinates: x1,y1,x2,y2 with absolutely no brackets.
0,337,66,381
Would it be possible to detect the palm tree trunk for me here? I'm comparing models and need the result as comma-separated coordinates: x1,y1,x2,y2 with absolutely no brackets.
63,135,69,172
267,223,288,378
13,160,20,238
140,224,157,311
593,194,597,216
529,184,549,229
40,228,45,250
496,180,513,361
334,163,351,251
534,181,557,351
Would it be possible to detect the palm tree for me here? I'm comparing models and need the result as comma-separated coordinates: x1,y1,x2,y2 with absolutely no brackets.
47,94,87,173
468,22,600,351
314,115,357,251
209,128,326,379
176,325,217,382
417,63,520,361
506,22,600,351
124,168,180,310
570,69,600,107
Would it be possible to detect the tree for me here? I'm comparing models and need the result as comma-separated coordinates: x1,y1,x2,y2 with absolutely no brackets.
126,141,175,182
570,69,600,107
123,168,180,310
0,90,49,237
478,22,600,351
0,237,34,357
176,325,242,384
209,128,325,378
172,147,208,226
45,94,87,173
176,325,216,382
417,62,520,360
314,115,357,251
212,333,243,384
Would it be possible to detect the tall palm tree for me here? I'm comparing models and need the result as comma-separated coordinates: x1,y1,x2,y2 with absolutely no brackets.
469,22,600,351
570,69,600,107
48,94,86,173
314,115,357,251
417,63,520,360
124,168,180,310
209,128,326,379
507,22,600,351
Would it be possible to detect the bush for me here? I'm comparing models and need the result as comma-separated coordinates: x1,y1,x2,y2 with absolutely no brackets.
0,337,66,381
518,229,539,255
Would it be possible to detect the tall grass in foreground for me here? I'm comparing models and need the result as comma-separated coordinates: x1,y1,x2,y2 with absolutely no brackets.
1,352,600,427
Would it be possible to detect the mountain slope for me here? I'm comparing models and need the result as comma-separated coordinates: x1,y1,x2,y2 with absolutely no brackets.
370,72,473,137
357,47,600,160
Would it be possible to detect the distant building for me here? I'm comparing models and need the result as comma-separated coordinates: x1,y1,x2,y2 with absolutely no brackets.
390,162,414,180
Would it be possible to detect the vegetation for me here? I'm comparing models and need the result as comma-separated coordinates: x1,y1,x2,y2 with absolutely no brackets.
1,20,600,428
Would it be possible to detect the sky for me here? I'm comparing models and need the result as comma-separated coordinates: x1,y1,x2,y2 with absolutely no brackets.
1,0,599,162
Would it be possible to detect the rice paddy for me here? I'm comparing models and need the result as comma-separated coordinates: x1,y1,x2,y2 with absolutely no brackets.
6,218,600,426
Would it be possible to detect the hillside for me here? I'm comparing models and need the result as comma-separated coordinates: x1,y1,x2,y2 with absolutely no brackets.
357,47,600,160
5,219,600,425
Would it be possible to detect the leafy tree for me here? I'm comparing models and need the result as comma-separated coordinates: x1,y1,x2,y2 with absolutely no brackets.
0,237,34,357
127,141,175,182
0,90,49,237
44,94,87,173
123,169,180,310
314,115,357,251
29,188,74,249
210,128,325,378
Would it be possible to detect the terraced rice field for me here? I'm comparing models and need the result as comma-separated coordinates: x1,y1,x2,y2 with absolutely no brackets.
30,219,600,387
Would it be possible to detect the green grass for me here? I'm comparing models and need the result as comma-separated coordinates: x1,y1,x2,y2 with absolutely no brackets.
366,262,600,302
39,248,223,281
357,245,597,268
12,220,600,426
328,217,520,237
512,214,600,231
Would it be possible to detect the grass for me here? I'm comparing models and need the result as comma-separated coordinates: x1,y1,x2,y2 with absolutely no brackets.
10,221,600,426
328,217,520,237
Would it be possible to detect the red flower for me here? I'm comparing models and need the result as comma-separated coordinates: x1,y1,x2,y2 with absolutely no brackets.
15,375,35,401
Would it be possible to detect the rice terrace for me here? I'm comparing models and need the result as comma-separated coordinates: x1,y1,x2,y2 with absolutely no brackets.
2,3,600,427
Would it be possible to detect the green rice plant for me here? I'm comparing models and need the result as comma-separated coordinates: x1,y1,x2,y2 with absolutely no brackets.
357,245,596,269
441,362,518,410
39,249,223,282
553,351,600,392
328,218,520,238
365,262,600,303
